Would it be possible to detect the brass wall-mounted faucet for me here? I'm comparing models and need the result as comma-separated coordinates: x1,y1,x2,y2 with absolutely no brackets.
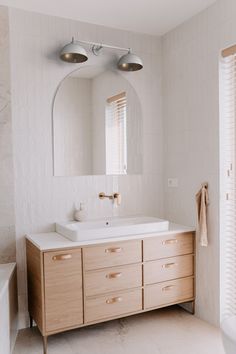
99,192,121,206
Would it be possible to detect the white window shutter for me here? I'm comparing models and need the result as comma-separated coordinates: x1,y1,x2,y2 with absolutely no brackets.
220,54,236,319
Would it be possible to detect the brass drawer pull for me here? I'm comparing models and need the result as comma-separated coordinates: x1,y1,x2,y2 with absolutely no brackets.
162,239,178,245
106,272,122,279
52,254,72,261
106,296,122,304
105,247,123,253
162,262,177,269
162,285,175,291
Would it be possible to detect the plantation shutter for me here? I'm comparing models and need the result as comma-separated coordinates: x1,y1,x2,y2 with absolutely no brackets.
221,50,236,318
106,92,127,175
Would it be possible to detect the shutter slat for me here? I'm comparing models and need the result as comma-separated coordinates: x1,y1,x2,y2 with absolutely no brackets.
221,53,236,319
106,93,127,175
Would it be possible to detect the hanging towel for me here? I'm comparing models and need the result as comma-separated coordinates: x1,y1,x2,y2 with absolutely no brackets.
196,183,209,247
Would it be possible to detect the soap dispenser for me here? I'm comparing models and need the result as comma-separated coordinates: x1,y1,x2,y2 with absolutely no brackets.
74,203,87,222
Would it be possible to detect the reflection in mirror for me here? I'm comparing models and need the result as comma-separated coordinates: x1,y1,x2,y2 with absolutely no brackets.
106,92,127,175
53,66,142,176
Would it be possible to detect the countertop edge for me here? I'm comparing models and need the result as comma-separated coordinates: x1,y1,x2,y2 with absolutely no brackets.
26,223,196,251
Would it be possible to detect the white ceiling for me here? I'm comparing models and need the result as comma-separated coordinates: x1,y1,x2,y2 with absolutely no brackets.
0,0,216,35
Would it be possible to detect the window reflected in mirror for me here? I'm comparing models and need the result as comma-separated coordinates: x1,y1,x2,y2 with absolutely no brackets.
106,92,127,175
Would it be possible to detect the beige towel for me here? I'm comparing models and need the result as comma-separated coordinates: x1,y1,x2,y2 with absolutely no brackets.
196,183,209,246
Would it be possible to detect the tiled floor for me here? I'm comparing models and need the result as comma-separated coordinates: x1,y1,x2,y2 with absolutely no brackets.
13,306,225,354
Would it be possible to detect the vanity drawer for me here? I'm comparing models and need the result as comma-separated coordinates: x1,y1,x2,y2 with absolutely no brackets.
143,233,194,261
145,277,194,309
85,289,142,323
44,249,83,332
83,240,142,270
84,264,142,296
144,254,194,284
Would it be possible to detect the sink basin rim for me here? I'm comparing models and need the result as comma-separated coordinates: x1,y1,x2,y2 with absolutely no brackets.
56,216,169,242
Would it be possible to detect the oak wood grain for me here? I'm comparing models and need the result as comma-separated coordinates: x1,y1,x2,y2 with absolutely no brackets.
44,248,83,332
26,239,45,334
85,288,142,323
83,240,142,270
84,263,142,296
145,277,194,309
144,254,194,284
143,232,194,261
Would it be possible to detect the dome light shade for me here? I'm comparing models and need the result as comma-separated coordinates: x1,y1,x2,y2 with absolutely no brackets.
60,38,88,63
117,50,143,71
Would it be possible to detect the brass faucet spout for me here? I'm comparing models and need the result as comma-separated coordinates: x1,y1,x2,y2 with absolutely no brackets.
99,192,121,205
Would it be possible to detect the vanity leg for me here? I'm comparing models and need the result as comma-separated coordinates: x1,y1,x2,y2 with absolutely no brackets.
179,300,195,315
29,315,33,328
43,335,48,354
191,300,195,315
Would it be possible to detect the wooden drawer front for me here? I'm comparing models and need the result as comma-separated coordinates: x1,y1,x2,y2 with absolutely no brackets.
145,277,194,309
143,233,194,261
44,249,83,332
85,264,142,297
83,240,142,270
85,289,142,323
144,254,194,285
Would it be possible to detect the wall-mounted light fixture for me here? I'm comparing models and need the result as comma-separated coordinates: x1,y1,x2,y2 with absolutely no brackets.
118,49,143,72
60,38,143,72
60,38,88,63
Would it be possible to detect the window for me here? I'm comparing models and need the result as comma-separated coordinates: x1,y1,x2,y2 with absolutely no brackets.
105,92,127,175
220,49,236,319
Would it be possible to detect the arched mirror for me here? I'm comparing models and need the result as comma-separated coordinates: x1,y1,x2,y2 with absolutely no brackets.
52,66,142,176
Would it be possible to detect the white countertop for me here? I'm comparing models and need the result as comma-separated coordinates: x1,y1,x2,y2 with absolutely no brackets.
26,223,195,251
0,263,16,297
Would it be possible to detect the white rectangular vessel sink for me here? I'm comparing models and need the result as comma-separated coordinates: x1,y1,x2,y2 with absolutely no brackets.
56,216,169,242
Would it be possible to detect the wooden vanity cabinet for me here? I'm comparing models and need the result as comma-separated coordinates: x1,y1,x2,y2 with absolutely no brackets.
44,249,83,332
143,232,195,310
83,240,143,324
143,232,194,260
26,231,195,354
26,242,83,337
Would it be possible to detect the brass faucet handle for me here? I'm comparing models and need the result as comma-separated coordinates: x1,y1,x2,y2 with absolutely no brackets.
113,193,121,206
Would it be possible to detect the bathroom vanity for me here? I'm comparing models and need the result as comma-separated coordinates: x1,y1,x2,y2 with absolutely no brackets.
26,223,195,354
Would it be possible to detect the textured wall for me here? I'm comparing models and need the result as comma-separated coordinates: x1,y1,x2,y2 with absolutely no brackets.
9,9,163,328
162,0,236,326
0,5,15,264
54,77,93,176
8,0,234,330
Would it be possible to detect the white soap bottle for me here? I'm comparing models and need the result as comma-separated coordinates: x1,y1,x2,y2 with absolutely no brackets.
74,202,87,222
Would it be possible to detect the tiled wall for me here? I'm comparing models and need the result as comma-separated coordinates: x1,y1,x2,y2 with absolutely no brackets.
8,9,163,327
162,0,236,326
54,77,93,176
0,6,15,264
